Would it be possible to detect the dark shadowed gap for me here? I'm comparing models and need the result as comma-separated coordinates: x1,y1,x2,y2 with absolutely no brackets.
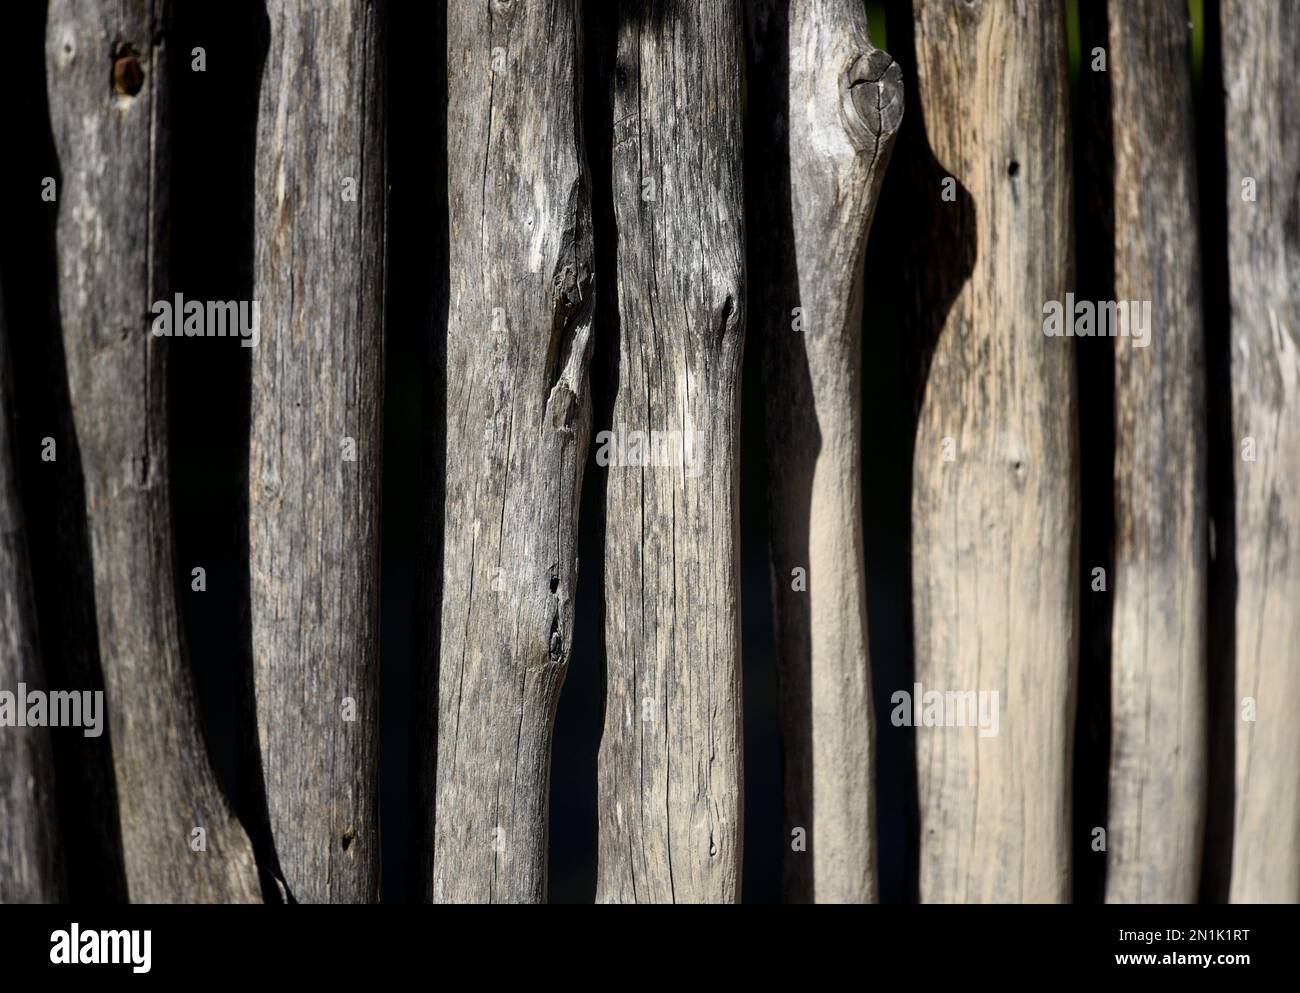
548,0,618,904
384,0,445,905
857,0,911,905
735,55,784,905
1196,0,1236,905
548,447,605,903
876,0,977,904
0,0,126,903
401,1,448,905
168,0,283,902
737,301,783,905
1070,0,1115,906
743,0,815,905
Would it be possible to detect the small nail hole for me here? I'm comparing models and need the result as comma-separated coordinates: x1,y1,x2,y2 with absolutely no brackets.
1008,160,1020,178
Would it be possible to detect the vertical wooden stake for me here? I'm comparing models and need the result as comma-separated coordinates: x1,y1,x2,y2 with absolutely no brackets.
1222,0,1300,904
596,0,747,904
746,0,902,903
428,0,594,903
251,0,386,903
1087,0,1208,904
910,0,1078,903
46,0,261,903
0,290,63,904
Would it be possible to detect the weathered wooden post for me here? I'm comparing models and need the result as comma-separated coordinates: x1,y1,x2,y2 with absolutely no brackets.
1081,0,1208,905
596,0,746,904
0,290,63,904
46,0,261,902
250,0,386,903
425,0,594,903
909,0,1078,903
746,0,901,903
1222,0,1300,905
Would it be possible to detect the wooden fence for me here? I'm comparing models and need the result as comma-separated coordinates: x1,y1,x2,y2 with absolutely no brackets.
0,0,1296,904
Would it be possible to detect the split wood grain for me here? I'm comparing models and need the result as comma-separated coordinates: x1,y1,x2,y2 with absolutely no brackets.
596,0,747,904
746,0,901,903
46,0,261,903
426,0,594,904
910,0,1078,903
250,0,387,903
1222,0,1300,905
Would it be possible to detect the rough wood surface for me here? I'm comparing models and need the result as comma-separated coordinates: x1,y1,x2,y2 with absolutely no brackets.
250,0,386,903
1222,0,1300,905
1087,0,1208,905
46,0,261,903
746,0,901,903
596,0,746,904
0,292,63,904
909,0,1078,903
427,0,594,904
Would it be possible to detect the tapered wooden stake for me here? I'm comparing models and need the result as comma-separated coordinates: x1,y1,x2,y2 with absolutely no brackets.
426,0,594,904
46,0,261,903
596,0,746,904
250,0,386,903
0,291,63,904
1083,0,1208,904
1222,0,1300,905
746,0,901,903
910,0,1078,903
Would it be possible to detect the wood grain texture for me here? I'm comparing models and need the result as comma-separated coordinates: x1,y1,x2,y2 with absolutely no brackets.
1222,0,1300,905
1086,0,1208,905
427,0,594,904
46,0,261,903
0,291,63,904
910,0,1078,903
596,0,746,904
250,0,386,903
746,0,901,903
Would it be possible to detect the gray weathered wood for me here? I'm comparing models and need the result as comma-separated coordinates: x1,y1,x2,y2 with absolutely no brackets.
46,0,261,903
910,0,1078,903
428,0,594,904
1086,0,1208,905
596,0,746,904
746,0,901,903
1222,0,1300,905
0,289,63,904
250,0,386,903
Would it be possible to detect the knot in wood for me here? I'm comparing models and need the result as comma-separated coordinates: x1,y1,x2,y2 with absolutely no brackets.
842,48,903,150
113,46,144,97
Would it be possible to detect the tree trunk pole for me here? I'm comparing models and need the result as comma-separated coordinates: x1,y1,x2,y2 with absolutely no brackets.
910,0,1078,903
0,291,63,904
1222,0,1300,905
427,0,594,904
250,0,386,903
1087,0,1208,905
746,0,901,903
45,0,261,903
596,0,747,904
